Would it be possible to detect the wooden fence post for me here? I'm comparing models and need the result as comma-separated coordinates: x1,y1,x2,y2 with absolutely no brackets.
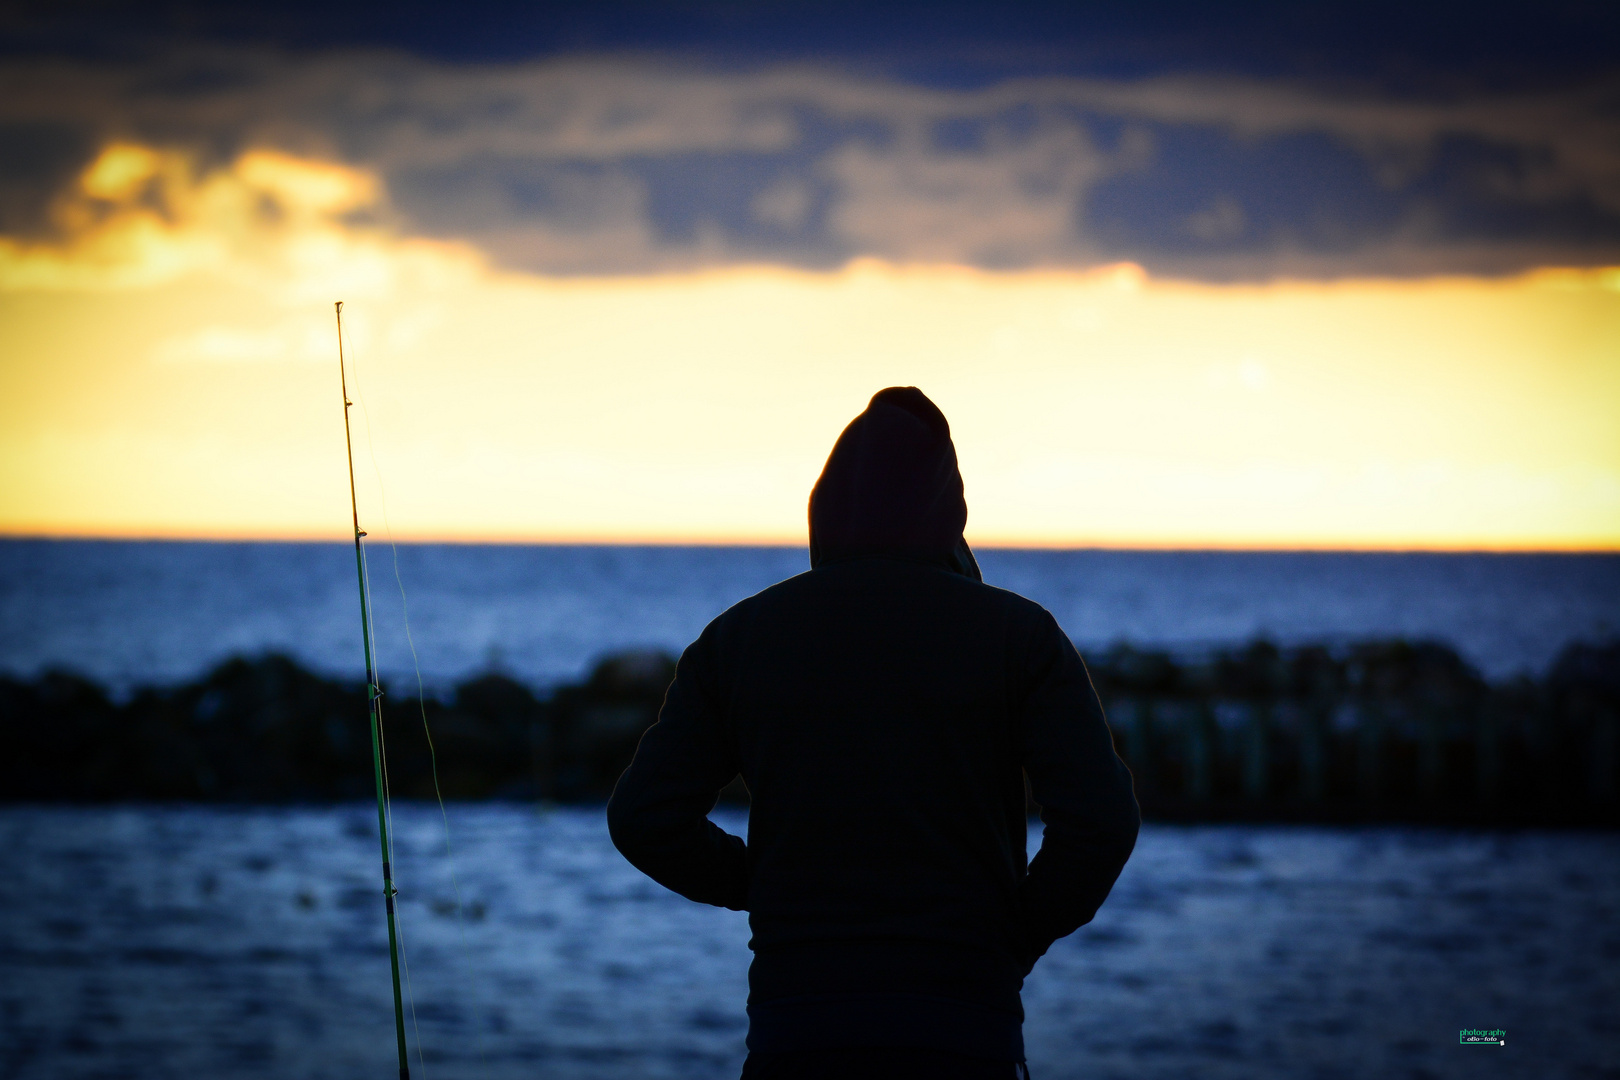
1243,701,1269,802
1187,702,1213,804
1358,700,1383,804
1300,701,1326,804
1114,697,1154,796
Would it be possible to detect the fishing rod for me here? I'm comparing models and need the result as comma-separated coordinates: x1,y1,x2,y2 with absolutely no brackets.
336,300,412,1080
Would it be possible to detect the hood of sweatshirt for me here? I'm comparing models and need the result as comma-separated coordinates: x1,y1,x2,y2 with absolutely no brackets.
808,386,981,581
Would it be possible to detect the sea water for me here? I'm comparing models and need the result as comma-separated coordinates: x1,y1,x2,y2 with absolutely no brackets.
3,541,1618,1077
3,539,1617,692
0,805,1614,1079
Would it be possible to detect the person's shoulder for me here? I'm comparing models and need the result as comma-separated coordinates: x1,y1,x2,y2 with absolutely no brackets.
936,569,1048,614
892,561,1065,633
710,558,1050,620
705,568,817,628
927,573,1067,650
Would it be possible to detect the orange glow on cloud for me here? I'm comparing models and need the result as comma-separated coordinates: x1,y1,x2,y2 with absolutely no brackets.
0,144,1616,549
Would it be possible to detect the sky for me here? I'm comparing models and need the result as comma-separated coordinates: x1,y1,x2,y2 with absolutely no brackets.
0,1,1617,548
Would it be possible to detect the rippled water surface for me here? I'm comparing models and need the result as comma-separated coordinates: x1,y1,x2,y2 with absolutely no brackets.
3,541,1617,692
1,806,1615,1079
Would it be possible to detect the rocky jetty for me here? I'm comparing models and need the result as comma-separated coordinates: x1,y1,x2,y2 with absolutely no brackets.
1088,638,1618,824
0,651,674,804
2,639,1616,824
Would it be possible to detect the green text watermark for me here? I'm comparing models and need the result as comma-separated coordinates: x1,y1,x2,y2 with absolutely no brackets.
1459,1029,1505,1046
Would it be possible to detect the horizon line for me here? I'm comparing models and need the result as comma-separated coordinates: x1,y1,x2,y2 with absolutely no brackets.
4,528,1617,556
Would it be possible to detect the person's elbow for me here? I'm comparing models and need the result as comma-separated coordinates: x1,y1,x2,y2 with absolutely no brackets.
1069,759,1139,875
1107,807,1140,877
1110,761,1143,855
605,777,648,863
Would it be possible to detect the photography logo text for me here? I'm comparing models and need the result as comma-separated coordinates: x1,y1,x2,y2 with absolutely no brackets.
1459,1029,1505,1046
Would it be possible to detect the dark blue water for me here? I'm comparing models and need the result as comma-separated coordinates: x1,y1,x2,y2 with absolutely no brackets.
4,541,1619,1078
0,806,1614,1079
3,540,1617,693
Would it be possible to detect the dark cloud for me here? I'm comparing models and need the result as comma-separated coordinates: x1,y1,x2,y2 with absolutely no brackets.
0,120,97,236
5,1,1618,89
1,33,1617,279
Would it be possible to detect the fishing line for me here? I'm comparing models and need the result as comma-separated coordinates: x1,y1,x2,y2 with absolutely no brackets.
344,303,489,1071
335,300,412,1080
378,720,430,1080
361,538,429,1080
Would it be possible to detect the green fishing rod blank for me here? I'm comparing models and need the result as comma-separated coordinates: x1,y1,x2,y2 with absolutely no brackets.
336,300,412,1080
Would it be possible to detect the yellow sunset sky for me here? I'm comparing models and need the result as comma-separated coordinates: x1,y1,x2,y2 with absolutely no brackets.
1,144,1617,549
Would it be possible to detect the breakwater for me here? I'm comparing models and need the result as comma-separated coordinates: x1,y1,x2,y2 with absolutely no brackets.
1089,638,1617,825
2,638,1616,824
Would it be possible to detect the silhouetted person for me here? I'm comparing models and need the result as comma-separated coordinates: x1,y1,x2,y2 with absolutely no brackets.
608,387,1139,1079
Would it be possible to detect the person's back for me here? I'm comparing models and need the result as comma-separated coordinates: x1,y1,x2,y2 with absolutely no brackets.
608,387,1139,1079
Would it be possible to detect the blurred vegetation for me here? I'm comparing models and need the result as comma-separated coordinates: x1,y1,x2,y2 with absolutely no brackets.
1,639,1616,825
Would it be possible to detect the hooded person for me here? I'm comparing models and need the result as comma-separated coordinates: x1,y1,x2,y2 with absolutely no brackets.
608,387,1140,1080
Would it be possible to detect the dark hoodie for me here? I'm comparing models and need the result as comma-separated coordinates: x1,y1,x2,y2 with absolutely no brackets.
607,387,1139,1062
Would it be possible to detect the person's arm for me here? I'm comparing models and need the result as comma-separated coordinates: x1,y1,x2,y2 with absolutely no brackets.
1015,607,1140,969
606,622,750,911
